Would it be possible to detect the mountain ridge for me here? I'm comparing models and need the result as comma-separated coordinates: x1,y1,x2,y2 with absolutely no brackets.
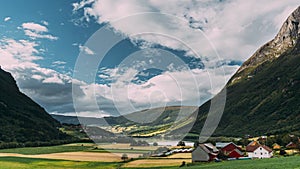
231,6,300,85
0,67,70,143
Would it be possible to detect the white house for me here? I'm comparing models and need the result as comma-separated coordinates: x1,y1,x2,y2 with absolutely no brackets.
247,145,273,159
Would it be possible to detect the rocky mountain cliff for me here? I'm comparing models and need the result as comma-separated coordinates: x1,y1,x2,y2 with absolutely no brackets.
0,67,69,143
190,6,300,137
231,6,300,85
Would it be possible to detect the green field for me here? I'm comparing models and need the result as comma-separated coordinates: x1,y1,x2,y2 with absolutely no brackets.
0,157,118,169
0,155,299,169
0,144,93,155
162,156,300,169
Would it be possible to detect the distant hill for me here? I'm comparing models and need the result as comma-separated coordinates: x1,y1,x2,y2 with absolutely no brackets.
54,106,198,138
51,114,104,126
190,6,300,137
0,68,70,143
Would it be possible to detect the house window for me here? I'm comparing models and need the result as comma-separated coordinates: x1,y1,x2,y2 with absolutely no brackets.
260,148,262,150
254,152,256,154
261,153,263,155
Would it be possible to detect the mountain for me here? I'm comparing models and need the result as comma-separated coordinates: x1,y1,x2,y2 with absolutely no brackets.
54,106,198,138
0,67,69,143
190,6,300,137
51,114,103,126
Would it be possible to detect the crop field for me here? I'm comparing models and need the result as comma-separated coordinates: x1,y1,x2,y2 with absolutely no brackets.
164,153,191,159
28,152,140,162
123,159,191,168
97,143,158,151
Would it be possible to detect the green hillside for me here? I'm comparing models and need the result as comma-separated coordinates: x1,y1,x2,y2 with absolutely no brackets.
0,68,70,143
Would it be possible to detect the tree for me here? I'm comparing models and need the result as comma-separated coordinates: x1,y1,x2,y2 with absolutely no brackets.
193,141,199,148
121,153,128,161
279,150,287,156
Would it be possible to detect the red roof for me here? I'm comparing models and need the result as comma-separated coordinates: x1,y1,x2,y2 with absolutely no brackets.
261,145,273,153
228,149,244,158
246,144,260,152
286,142,297,149
246,144,272,153
221,142,242,152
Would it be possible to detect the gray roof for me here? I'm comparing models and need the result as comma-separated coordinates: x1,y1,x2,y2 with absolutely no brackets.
216,142,230,148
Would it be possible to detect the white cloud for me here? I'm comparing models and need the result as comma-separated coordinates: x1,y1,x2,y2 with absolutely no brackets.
21,22,58,40
4,17,11,22
79,44,95,55
52,61,66,65
22,22,48,32
74,0,299,62
72,0,95,12
24,29,58,40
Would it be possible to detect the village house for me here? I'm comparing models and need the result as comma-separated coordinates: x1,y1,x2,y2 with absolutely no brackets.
246,141,273,159
192,143,219,162
217,142,244,158
272,143,281,150
286,142,298,149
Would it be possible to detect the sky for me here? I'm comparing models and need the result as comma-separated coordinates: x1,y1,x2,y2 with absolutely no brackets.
0,0,299,118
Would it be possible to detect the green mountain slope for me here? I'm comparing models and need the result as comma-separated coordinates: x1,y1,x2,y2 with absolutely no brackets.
0,68,69,143
190,6,300,137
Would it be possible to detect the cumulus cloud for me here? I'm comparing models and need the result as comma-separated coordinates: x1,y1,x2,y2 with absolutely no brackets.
21,22,58,40
74,0,299,61
4,17,11,22
22,22,48,32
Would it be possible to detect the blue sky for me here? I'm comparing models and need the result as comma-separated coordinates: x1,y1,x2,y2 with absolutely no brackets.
0,0,299,117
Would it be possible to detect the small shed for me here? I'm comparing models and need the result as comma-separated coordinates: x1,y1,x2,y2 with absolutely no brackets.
192,143,219,162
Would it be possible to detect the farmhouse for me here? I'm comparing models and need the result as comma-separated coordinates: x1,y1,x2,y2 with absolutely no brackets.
246,143,273,159
217,142,244,158
192,143,219,162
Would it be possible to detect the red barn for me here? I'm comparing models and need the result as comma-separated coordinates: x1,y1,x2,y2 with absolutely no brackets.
227,149,244,158
219,142,244,158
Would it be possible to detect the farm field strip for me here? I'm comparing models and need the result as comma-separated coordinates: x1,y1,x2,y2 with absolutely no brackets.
123,159,191,168
0,152,142,162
